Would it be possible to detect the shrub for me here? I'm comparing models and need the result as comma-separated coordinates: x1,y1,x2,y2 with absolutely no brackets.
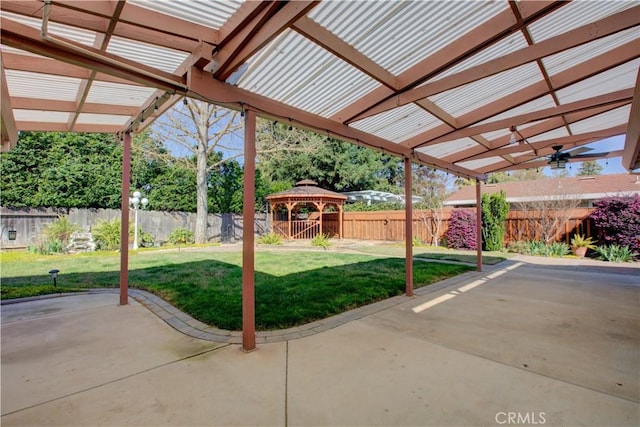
591,196,640,257
139,230,155,247
43,216,80,245
92,219,125,250
258,232,283,245
570,234,597,249
507,241,528,254
27,238,66,255
593,244,636,263
525,240,547,256
167,227,194,245
548,242,570,257
311,233,330,249
481,191,509,251
446,210,477,250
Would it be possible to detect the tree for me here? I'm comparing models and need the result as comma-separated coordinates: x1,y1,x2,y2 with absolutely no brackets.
151,100,243,243
591,196,640,255
414,167,453,246
481,190,509,251
257,122,401,193
577,160,603,176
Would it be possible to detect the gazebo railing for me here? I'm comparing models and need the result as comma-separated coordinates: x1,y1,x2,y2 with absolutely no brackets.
272,220,322,239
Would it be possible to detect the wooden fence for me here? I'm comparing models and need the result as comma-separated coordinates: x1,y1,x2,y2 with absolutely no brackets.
339,208,596,244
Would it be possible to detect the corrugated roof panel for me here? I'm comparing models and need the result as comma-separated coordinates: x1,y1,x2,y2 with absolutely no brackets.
309,0,507,75
569,105,631,134
428,63,543,117
128,0,243,30
556,59,640,104
85,81,157,106
13,110,71,123
434,31,529,79
457,157,504,170
75,114,131,126
525,127,571,143
2,11,96,46
106,36,189,74
528,1,636,43
5,70,81,101
350,104,442,143
542,28,639,76
476,95,557,126
418,138,479,158
238,30,379,118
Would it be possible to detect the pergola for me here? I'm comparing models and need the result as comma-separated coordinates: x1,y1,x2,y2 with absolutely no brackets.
266,179,346,240
1,0,639,351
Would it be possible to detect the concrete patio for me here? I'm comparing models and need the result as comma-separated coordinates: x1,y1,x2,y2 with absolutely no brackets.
2,256,638,426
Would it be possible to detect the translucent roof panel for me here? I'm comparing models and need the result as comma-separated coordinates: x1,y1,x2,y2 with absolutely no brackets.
350,104,443,143
13,110,71,123
457,157,505,171
85,82,158,106
434,31,529,80
476,96,558,126
2,12,97,47
418,138,479,159
107,37,189,74
309,0,507,75
568,105,631,135
526,127,571,143
528,1,636,43
128,0,243,30
5,71,81,102
555,59,640,104
75,114,131,126
428,63,544,117
238,30,379,118
542,27,639,76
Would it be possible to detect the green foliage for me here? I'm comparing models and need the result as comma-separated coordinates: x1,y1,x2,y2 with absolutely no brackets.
506,241,528,254
92,219,125,250
167,227,195,245
524,241,569,257
593,244,636,263
139,230,155,247
257,232,283,245
481,191,510,251
487,169,543,183
577,160,603,176
570,234,596,249
43,217,80,245
311,233,331,249
27,238,66,255
343,201,404,212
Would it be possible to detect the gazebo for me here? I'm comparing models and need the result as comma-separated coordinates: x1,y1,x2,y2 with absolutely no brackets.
266,180,347,240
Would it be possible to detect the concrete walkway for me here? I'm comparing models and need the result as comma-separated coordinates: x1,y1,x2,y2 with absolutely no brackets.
2,256,639,426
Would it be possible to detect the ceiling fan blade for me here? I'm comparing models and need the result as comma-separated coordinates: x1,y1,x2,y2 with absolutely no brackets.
567,147,593,156
571,152,610,159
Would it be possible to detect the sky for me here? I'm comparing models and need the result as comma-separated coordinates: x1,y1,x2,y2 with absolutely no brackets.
543,134,628,177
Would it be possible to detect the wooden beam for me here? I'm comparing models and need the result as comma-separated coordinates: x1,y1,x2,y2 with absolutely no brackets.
622,67,640,171
1,18,186,92
119,132,131,306
349,6,640,123
10,97,139,115
425,89,634,146
187,67,484,180
292,15,398,90
242,108,257,351
330,1,567,124
214,1,319,80
15,121,123,133
1,66,18,152
401,41,640,149
404,156,413,297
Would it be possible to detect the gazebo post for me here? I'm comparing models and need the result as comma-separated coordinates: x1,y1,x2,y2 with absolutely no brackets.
242,108,256,351
404,156,414,297
287,202,293,239
339,205,343,239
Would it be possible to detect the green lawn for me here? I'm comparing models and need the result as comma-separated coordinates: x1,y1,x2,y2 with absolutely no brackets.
344,243,510,265
1,249,473,330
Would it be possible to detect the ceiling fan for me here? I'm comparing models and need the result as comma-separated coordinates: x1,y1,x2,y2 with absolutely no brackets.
547,145,609,169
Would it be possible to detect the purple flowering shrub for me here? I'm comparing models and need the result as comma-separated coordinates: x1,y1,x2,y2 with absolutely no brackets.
446,209,477,250
590,195,640,255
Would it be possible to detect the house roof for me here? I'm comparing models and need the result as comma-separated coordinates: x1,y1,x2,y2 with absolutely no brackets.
1,1,640,176
266,180,347,202
444,173,640,206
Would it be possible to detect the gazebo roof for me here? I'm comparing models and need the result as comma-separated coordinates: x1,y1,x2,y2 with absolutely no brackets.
266,180,347,201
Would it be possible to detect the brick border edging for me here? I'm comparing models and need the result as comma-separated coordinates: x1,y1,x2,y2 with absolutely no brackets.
1,262,503,344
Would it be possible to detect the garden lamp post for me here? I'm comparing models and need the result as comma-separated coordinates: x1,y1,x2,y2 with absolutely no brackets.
129,190,148,250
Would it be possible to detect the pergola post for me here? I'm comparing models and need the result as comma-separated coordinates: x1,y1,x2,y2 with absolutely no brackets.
476,178,483,272
119,132,131,306
242,109,256,351
404,156,413,297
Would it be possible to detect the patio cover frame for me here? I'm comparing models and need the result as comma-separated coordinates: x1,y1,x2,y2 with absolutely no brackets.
2,0,639,351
